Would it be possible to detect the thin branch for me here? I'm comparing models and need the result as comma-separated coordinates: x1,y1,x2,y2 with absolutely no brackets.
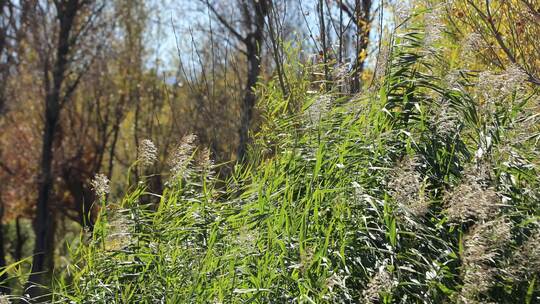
202,0,246,43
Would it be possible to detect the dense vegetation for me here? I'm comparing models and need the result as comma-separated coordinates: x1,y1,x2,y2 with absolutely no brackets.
55,22,540,304
1,0,539,303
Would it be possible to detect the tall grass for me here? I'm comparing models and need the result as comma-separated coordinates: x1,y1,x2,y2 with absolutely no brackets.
46,18,540,304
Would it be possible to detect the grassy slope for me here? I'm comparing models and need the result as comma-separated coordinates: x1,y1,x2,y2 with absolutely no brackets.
53,29,539,304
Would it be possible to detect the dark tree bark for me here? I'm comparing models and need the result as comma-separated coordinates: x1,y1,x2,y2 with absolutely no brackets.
237,1,270,161
26,0,91,299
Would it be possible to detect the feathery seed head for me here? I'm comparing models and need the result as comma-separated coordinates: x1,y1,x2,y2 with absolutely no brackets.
138,139,158,167
503,64,528,92
169,134,197,180
197,147,215,179
432,98,460,137
91,173,110,198
462,32,485,56
509,229,540,277
444,182,499,223
444,70,462,90
374,44,390,84
460,218,512,301
477,65,528,104
424,7,444,47
394,1,413,24
332,62,352,92
388,157,429,217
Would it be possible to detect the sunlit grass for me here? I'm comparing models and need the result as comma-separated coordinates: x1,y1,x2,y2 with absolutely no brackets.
48,27,540,304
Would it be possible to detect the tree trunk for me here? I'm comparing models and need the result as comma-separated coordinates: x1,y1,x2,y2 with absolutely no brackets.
203,0,269,162
236,0,269,161
26,1,80,299
26,95,59,299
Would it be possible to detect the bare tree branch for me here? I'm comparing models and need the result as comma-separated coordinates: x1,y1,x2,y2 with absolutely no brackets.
201,0,246,43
